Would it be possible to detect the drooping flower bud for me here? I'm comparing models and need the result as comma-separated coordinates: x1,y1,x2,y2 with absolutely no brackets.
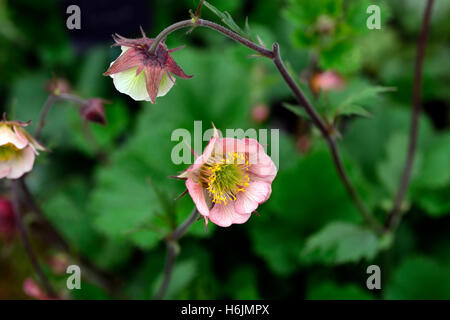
80,99,107,125
45,77,71,96
0,115,46,179
104,28,192,103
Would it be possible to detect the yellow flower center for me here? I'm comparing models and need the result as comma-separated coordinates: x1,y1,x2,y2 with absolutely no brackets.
200,152,250,205
0,143,20,161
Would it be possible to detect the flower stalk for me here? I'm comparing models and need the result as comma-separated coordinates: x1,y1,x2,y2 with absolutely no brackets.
385,0,434,232
153,207,199,300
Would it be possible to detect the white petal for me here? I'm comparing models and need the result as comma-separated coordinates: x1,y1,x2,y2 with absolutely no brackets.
110,67,151,102
157,72,175,97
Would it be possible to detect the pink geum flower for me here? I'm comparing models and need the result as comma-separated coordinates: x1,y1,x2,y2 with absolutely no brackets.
178,127,277,227
0,116,45,179
103,28,192,103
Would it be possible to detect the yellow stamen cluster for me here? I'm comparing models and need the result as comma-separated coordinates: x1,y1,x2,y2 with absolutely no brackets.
0,143,20,161
200,152,251,205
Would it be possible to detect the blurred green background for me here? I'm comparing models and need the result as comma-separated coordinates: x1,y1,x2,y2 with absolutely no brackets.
0,0,449,299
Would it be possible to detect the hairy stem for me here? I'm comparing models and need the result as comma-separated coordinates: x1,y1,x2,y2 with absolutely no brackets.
11,180,57,298
149,18,381,231
153,208,199,300
385,0,434,231
149,19,273,58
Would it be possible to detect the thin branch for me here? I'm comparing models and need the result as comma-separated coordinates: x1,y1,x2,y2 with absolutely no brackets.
147,18,381,230
153,207,199,300
11,180,57,298
148,19,273,58
153,240,177,300
35,93,87,140
385,0,434,231
172,207,200,240
35,95,56,140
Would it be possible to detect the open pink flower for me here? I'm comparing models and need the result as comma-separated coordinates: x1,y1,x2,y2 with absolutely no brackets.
103,28,192,103
0,117,46,179
178,127,277,227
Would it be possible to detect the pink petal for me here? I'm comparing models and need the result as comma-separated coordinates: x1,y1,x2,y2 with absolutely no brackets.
209,202,251,227
103,47,143,76
217,138,277,182
190,136,218,171
244,139,277,182
186,179,210,217
234,181,272,215
166,54,192,79
144,65,165,103
6,146,35,179
15,126,46,153
0,167,11,179
0,124,28,149
248,154,277,182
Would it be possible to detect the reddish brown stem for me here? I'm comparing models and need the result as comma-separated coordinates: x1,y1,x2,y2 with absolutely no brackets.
385,0,434,231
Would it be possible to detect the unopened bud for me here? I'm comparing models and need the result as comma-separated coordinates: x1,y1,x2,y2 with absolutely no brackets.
80,99,107,125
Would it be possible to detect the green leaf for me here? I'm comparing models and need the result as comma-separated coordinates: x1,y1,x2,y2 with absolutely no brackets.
268,147,361,228
91,165,168,250
415,187,450,218
302,222,381,265
333,86,395,118
204,1,252,40
282,102,310,120
43,186,101,258
249,219,306,276
385,256,450,299
414,132,450,189
335,104,372,118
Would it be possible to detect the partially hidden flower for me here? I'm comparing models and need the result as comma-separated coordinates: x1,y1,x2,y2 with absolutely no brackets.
0,116,46,179
45,77,71,96
23,278,60,300
103,28,192,103
310,70,345,95
177,127,277,227
0,197,16,238
80,98,108,125
251,103,270,124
